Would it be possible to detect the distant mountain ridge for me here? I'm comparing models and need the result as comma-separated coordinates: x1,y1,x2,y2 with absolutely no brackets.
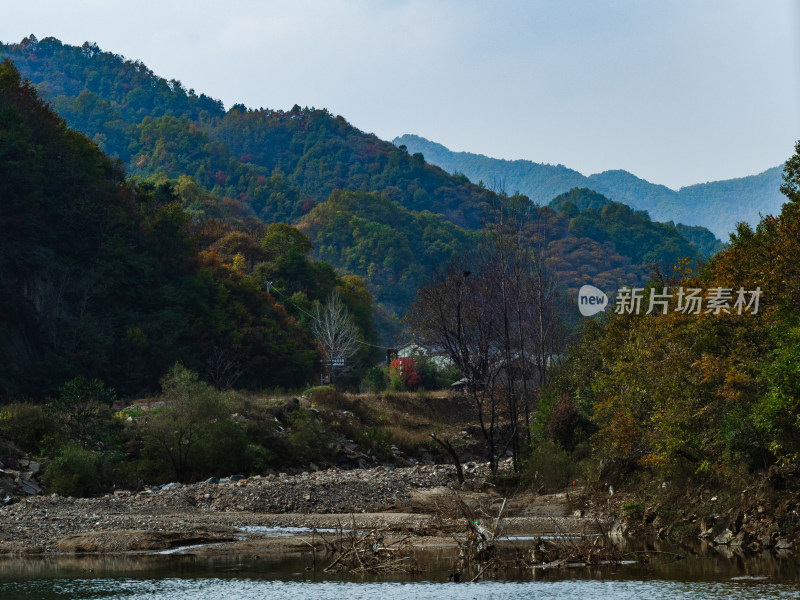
393,134,785,238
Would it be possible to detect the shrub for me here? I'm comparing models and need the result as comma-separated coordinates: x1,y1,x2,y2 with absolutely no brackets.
284,406,331,465
388,358,421,391
43,443,105,497
414,354,460,390
141,363,246,481
522,439,578,492
364,365,387,392
0,403,60,454
303,385,335,397
355,426,393,461
49,377,117,449
546,394,582,451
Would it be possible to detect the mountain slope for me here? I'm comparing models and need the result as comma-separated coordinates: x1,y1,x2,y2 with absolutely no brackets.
0,36,711,337
394,134,784,238
0,58,326,397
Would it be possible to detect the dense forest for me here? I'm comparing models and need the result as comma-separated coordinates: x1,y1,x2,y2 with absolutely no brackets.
0,58,377,400
395,133,784,239
542,139,800,502
0,36,717,339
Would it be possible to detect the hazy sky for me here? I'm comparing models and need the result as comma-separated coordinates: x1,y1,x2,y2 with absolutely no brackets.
3,0,799,189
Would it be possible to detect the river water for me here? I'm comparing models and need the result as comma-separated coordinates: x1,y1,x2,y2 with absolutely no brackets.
1,543,799,599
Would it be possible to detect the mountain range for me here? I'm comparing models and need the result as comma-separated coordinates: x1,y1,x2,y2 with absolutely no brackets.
0,35,725,346
394,134,785,239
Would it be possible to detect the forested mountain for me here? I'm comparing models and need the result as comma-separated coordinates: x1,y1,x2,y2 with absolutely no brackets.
548,188,724,259
394,134,784,239
1,36,709,343
300,188,704,316
0,58,380,399
0,36,489,230
550,140,800,497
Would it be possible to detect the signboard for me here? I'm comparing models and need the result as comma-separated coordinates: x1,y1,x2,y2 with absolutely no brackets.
386,348,398,366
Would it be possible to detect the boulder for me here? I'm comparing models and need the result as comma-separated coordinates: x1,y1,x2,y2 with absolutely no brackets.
713,529,733,545
19,478,41,495
731,510,744,533
730,530,751,547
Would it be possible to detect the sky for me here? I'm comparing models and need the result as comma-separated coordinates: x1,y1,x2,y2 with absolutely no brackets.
3,0,799,189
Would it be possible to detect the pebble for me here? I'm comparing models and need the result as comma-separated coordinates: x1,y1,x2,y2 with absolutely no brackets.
0,463,491,552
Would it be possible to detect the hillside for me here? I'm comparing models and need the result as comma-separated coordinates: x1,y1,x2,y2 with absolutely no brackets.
0,36,707,338
395,134,784,238
0,36,490,230
0,58,387,398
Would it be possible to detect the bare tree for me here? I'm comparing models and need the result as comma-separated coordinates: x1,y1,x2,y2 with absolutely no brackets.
206,346,244,390
407,195,567,472
407,264,507,472
312,291,361,385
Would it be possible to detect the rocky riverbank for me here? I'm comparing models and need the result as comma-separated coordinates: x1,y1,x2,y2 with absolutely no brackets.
0,462,600,555
580,466,800,555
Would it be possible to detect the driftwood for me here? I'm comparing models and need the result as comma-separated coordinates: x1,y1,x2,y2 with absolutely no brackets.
429,432,465,483
322,516,419,574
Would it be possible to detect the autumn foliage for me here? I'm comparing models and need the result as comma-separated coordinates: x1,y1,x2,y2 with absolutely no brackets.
388,358,421,391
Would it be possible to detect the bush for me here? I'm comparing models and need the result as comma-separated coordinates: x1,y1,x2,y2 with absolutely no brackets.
546,394,582,451
364,366,387,392
141,363,248,481
414,354,460,390
522,439,579,492
305,386,340,408
388,358,421,391
43,443,105,496
284,406,331,465
0,403,60,454
50,377,117,449
303,385,335,397
355,426,393,461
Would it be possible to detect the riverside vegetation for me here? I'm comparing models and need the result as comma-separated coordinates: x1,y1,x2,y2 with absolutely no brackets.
2,36,800,555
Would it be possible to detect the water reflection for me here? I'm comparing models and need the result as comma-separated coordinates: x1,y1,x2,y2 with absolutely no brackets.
0,538,799,600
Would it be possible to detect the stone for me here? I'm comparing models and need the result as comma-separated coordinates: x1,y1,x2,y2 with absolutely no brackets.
230,474,245,482
205,477,220,485
730,530,751,547
713,529,733,545
610,520,628,537
28,462,40,475
775,538,793,550
161,482,182,491
732,510,744,533
20,478,41,495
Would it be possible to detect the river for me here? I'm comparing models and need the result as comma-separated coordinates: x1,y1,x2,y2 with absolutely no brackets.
1,543,799,599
